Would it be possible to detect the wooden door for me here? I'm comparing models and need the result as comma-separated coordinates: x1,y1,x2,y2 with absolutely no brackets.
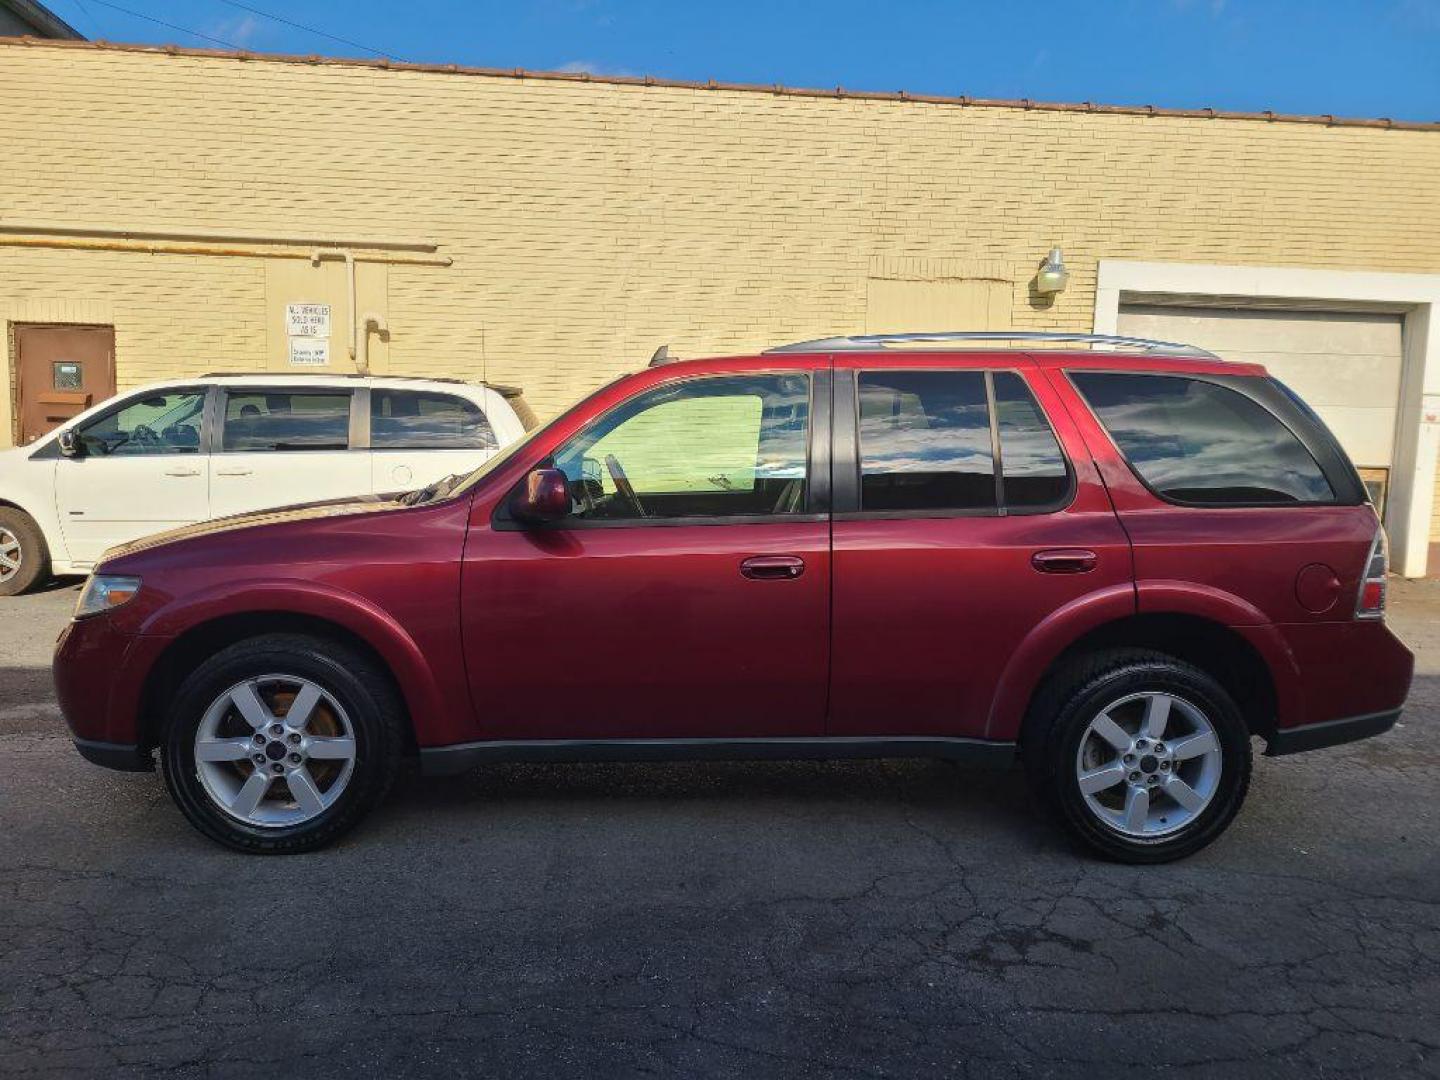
15,324,116,444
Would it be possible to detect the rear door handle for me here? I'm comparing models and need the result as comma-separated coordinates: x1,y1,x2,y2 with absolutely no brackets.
215,468,254,477
740,555,805,580
163,467,201,478
1032,548,1098,574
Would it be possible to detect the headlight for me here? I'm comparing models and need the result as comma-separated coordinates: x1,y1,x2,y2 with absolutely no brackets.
74,575,142,619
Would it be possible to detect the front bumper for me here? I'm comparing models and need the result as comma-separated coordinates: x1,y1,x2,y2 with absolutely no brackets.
1265,708,1401,756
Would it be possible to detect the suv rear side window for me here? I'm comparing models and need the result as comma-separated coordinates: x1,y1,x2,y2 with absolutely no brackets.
858,371,995,512
222,391,351,452
1071,372,1334,505
371,390,497,450
993,372,1069,509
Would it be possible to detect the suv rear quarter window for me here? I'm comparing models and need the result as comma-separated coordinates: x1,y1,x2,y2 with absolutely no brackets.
1071,372,1334,505
371,389,497,450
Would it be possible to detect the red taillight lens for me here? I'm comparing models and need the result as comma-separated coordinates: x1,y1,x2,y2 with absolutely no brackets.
1355,529,1388,620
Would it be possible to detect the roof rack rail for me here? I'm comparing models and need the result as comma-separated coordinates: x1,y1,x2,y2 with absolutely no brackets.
763,331,1219,359
197,372,525,394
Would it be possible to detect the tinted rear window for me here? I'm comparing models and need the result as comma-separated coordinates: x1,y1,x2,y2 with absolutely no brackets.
371,390,497,450
223,392,351,452
858,371,996,512
993,372,1069,508
1071,372,1333,505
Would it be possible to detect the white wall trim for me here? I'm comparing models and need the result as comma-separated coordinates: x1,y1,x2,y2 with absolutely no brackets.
1094,260,1440,578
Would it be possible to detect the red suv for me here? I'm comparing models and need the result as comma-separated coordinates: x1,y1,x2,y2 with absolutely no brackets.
54,332,1413,861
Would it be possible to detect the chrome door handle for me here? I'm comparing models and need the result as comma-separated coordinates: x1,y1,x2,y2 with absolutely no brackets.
163,467,201,478
740,555,805,580
215,468,254,477
1032,548,1098,574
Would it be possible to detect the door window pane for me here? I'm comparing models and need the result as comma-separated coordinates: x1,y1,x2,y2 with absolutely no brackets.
1071,372,1334,505
78,391,205,456
553,374,810,521
371,390,497,450
858,371,995,511
223,392,350,452
993,372,1069,509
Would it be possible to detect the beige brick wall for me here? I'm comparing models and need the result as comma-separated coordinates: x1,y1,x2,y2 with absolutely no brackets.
2,41,1438,445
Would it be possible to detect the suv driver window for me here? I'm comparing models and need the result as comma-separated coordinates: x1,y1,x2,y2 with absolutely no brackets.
77,391,205,456
552,374,810,521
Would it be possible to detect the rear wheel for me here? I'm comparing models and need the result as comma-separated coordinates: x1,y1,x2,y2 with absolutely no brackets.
0,508,49,597
160,633,404,854
1026,649,1252,863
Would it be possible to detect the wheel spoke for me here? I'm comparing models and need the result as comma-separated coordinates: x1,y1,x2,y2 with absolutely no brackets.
1078,762,1127,794
230,770,272,817
287,766,325,816
1091,713,1131,751
1122,785,1149,832
283,682,323,731
0,554,16,572
1169,731,1219,761
195,737,255,762
1143,694,1172,739
306,735,356,761
229,682,274,730
1163,776,1206,812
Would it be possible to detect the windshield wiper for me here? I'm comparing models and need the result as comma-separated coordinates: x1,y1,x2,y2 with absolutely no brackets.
399,473,467,506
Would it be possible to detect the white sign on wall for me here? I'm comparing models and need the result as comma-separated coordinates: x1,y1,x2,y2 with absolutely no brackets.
286,303,331,338
289,338,329,366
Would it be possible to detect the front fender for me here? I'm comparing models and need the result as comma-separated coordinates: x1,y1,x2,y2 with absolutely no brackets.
132,578,462,746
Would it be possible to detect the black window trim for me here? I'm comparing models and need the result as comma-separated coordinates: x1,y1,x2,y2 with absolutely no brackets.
216,386,360,454
492,367,830,531
366,386,499,453
1065,369,1364,510
832,366,1076,521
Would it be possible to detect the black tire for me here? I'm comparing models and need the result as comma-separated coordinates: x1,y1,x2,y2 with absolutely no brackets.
0,507,50,597
160,633,405,854
1024,648,1252,864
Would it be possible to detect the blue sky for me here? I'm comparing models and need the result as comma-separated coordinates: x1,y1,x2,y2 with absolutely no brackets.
53,1,1440,122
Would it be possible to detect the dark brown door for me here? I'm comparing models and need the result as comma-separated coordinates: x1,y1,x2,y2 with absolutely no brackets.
15,325,117,444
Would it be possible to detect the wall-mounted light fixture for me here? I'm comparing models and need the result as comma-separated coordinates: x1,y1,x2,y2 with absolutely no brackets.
1035,247,1069,295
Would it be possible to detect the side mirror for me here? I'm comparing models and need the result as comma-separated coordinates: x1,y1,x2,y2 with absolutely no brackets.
510,468,570,525
56,430,81,458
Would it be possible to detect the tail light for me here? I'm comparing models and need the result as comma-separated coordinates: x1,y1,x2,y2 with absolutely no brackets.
1355,528,1388,621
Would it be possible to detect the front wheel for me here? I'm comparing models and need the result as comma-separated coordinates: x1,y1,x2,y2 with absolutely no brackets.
0,508,50,597
160,634,405,854
1027,649,1252,864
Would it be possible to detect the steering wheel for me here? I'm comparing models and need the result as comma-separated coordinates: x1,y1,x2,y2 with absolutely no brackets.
604,454,648,519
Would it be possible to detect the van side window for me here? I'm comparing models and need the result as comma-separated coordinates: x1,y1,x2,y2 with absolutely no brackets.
222,392,351,452
77,391,206,456
993,372,1069,509
1071,372,1334,505
371,390,497,450
858,371,995,512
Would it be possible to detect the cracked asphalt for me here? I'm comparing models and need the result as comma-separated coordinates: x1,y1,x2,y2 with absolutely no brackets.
1,580,1437,1079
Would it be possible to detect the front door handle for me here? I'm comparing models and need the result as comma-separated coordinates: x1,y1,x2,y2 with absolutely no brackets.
215,467,254,477
740,555,805,580
163,467,201,478
1032,548,1098,574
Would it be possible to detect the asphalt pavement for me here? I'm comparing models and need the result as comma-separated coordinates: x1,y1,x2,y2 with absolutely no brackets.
1,577,1437,1078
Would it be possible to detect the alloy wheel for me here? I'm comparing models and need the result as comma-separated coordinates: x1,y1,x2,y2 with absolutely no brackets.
1073,691,1223,839
194,675,357,828
0,527,21,583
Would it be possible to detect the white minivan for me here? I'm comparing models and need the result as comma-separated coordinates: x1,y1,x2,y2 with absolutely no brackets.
0,374,535,595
